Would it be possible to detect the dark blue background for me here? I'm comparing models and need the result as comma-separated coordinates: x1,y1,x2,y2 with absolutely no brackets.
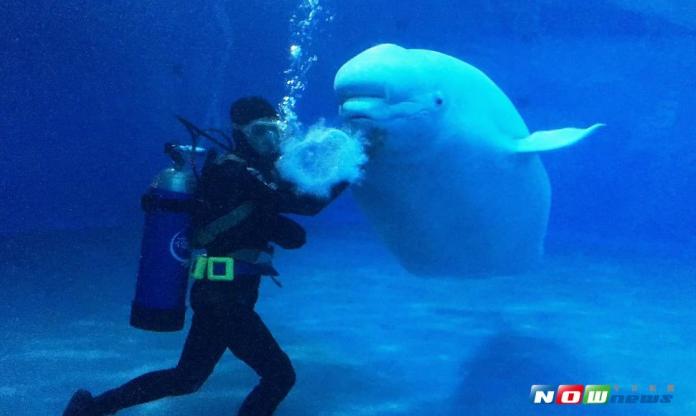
2,0,695,245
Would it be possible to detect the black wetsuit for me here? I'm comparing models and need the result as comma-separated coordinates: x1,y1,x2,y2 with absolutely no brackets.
90,150,343,416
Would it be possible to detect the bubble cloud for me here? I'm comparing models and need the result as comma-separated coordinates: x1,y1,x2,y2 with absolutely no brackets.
276,123,367,197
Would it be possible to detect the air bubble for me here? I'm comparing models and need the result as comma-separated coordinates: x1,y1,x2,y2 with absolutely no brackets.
279,0,333,134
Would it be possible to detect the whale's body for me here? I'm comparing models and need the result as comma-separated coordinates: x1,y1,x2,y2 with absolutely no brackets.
334,44,602,277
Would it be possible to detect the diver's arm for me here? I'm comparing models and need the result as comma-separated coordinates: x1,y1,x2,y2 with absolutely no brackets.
277,181,349,216
269,215,307,249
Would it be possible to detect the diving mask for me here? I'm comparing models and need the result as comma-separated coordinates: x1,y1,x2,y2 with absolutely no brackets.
235,118,283,155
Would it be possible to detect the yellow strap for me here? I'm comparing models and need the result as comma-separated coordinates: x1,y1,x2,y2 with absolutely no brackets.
194,201,255,246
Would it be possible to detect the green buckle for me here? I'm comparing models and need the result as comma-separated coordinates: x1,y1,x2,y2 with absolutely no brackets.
206,257,235,281
190,256,235,281
191,256,208,280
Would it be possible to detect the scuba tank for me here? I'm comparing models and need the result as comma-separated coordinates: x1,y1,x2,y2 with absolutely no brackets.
130,143,205,332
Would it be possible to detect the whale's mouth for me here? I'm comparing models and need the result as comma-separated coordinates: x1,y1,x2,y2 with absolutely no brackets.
347,114,373,121
336,82,386,104
342,106,375,120
339,96,386,123
336,81,389,123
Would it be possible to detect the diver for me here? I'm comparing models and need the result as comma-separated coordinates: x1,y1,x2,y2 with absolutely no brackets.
63,96,347,416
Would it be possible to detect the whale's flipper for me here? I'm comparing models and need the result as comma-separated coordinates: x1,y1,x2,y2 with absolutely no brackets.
513,123,605,153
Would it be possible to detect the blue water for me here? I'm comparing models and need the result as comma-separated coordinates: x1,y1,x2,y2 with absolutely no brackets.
1,1,695,415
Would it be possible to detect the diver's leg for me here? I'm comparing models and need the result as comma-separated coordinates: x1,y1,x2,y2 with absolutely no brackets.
91,312,226,415
228,309,296,416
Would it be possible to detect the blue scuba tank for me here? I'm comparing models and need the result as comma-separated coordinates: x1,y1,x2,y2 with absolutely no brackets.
130,144,204,332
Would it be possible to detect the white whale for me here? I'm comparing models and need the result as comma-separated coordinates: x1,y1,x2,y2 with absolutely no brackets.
334,44,603,277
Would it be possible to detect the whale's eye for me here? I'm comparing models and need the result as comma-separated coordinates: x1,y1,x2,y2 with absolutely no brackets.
435,97,444,107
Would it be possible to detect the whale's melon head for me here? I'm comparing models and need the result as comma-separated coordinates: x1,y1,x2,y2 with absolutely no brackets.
334,44,450,154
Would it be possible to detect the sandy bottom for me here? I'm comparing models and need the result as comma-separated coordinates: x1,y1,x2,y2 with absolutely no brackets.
0,226,693,415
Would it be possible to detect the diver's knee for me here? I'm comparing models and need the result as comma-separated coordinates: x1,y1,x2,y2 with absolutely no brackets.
273,359,296,393
171,368,209,395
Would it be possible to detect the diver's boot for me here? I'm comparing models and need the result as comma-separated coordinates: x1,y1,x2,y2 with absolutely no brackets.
63,389,98,416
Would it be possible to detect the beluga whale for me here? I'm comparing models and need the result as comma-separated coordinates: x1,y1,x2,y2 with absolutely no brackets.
334,43,603,278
